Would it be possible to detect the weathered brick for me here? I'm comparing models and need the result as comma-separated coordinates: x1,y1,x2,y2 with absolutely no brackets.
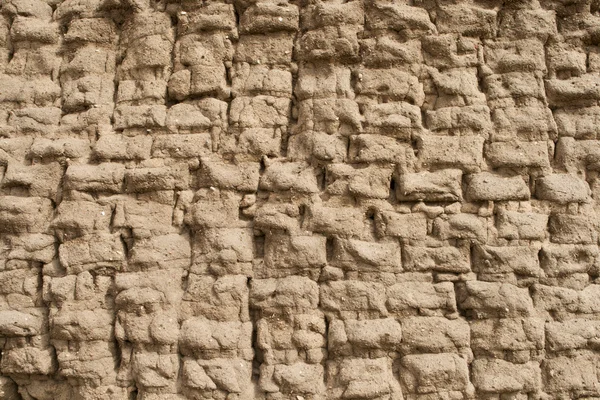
376,212,428,240
331,238,402,272
434,213,488,241
400,353,471,394
401,316,470,353
472,244,541,278
486,141,550,168
403,244,471,274
0,196,53,233
496,209,548,240
387,281,457,316
458,281,534,318
466,173,530,201
418,135,484,171
472,359,541,393
471,318,544,354
536,174,590,204
321,281,387,315
549,213,598,244
397,169,463,202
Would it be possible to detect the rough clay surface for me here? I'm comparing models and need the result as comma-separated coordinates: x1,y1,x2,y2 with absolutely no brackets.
2,0,600,399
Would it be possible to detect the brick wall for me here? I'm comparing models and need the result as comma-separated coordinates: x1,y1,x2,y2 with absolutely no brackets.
0,0,599,399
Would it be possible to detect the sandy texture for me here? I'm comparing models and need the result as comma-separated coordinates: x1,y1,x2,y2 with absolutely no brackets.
0,0,599,399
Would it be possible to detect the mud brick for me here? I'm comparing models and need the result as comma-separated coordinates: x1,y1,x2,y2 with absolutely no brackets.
177,3,236,33
328,318,402,353
58,233,124,274
0,347,55,375
8,107,61,133
179,317,252,356
117,80,167,105
496,209,548,240
2,161,62,199
124,165,189,192
357,68,424,105
198,156,260,192
536,174,590,204
297,97,362,135
302,0,364,28
165,101,226,133
401,316,470,353
397,169,462,202
128,233,191,270
183,274,249,322
366,2,434,34
491,105,557,141
261,363,325,396
0,196,53,233
472,244,541,278
94,133,152,160
466,173,530,202
425,105,491,135
30,138,91,160
483,72,546,105
472,359,541,394
234,33,294,65
184,190,242,229
486,141,550,168
498,9,557,41
112,199,173,237
484,39,546,74
264,234,327,271
239,3,299,33
250,277,318,315
362,37,423,68
403,244,470,274
297,26,361,62
305,205,367,237
546,76,600,107
349,134,414,164
428,67,486,106
376,211,428,240
539,244,599,278
229,96,290,129
3,233,55,263
231,63,293,97
0,310,44,337
457,281,534,318
554,106,600,139
326,358,402,399
471,318,544,355
418,135,484,172
326,164,393,199
542,352,600,395
546,319,600,351
321,281,387,316
549,213,598,244
192,227,253,269
260,161,320,193
295,64,353,100
151,134,212,158
400,353,471,394
331,238,402,272
435,5,497,38
0,75,60,106
362,101,422,137
63,18,118,44
387,281,457,317
434,213,488,241
181,358,253,396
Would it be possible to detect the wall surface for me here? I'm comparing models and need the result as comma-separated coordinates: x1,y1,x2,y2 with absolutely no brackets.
0,0,599,399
